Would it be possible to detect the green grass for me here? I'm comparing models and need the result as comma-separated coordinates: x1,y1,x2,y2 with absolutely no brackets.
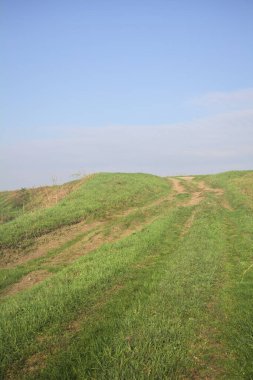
0,179,82,224
0,170,252,379
36,202,229,380
0,173,170,250
201,170,253,210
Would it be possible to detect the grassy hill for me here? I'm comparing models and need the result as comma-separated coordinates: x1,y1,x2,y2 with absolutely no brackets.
0,171,252,379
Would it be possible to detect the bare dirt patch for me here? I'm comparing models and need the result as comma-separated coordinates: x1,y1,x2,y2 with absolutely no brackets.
22,352,48,375
1,191,168,270
183,191,203,206
0,190,171,269
0,221,102,268
2,270,51,297
169,178,186,194
48,217,158,265
169,177,204,207
169,177,203,206
48,231,105,265
6,352,48,380
171,178,230,209
29,221,102,261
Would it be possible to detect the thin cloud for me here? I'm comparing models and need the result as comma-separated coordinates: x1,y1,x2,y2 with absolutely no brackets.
1,108,253,190
191,88,253,110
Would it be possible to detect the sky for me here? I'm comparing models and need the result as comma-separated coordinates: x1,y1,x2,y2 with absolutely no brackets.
1,0,253,190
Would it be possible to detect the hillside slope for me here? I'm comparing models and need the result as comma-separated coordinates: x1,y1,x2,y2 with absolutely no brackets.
0,171,252,379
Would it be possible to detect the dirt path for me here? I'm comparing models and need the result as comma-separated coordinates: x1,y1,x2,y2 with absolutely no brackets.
45,215,159,265
168,177,203,206
1,270,51,297
1,186,175,270
169,178,186,194
1,176,230,298
1,177,227,270
0,216,159,299
168,176,230,208
47,177,229,265
0,221,103,268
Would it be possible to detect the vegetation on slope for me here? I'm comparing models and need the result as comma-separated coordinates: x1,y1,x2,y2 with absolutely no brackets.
0,173,170,249
0,179,83,224
0,171,252,379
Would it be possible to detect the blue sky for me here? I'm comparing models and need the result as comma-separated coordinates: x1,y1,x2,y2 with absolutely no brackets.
1,1,253,189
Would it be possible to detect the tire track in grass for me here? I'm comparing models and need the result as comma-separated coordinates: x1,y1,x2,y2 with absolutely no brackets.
0,228,101,298
18,199,227,378
2,207,190,379
156,178,234,378
180,209,197,237
182,206,236,379
31,203,229,379
8,283,126,379
19,199,230,379
0,212,161,298
218,212,253,379
0,184,175,297
0,270,51,297
0,221,103,268
46,216,159,266
0,182,173,270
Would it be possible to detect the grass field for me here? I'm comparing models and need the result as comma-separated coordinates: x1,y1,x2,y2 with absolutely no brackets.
0,171,252,379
